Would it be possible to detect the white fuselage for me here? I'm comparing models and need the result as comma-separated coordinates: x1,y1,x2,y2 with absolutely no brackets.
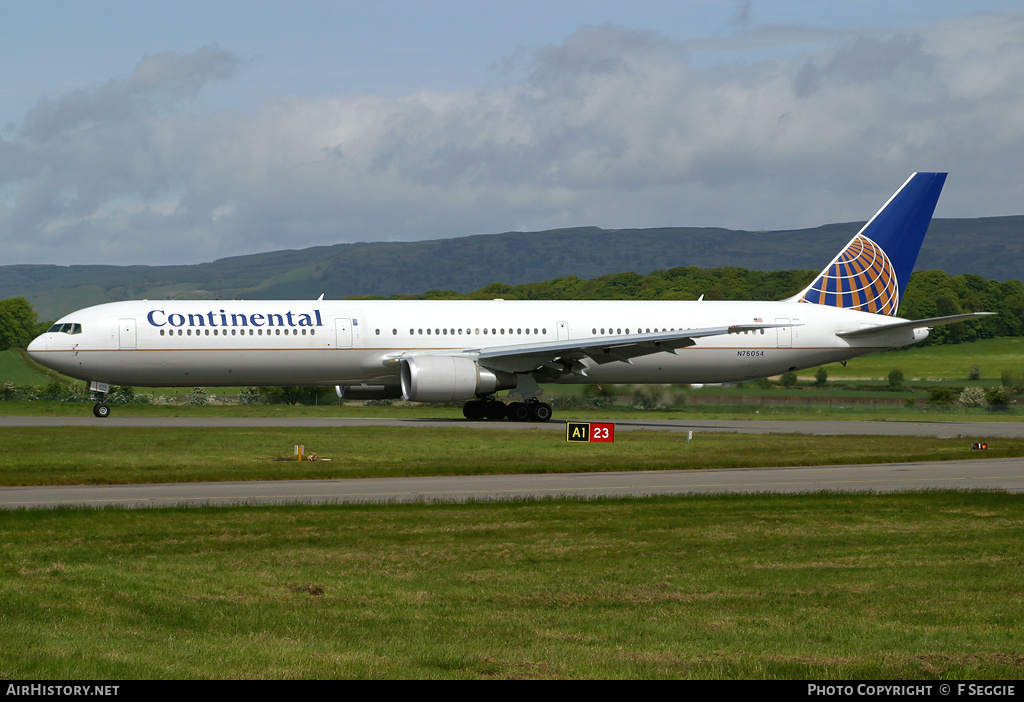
27,298,926,388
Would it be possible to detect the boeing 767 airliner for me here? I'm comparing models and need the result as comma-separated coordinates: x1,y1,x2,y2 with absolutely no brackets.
27,172,992,421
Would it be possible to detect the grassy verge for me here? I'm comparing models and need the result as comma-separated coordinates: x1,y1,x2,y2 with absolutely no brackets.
1,427,1020,487
2,492,1023,679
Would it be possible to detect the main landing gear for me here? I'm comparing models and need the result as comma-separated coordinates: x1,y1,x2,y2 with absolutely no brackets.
462,398,552,422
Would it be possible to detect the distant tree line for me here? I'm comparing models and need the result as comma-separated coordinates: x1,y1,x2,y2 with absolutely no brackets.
898,271,1024,345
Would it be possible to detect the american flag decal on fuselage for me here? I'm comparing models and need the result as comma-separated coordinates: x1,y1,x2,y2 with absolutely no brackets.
799,234,899,316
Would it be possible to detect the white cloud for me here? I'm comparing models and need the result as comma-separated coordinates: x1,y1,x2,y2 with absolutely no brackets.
2,14,1024,265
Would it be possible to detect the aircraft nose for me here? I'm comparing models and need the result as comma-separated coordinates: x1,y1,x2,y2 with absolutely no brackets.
26,334,47,356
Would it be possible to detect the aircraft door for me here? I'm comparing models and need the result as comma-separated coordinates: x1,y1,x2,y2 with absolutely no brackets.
119,318,136,350
775,318,792,348
557,321,569,341
335,318,353,349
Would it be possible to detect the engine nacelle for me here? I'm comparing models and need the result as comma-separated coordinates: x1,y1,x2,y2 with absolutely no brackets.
400,356,515,402
335,384,403,400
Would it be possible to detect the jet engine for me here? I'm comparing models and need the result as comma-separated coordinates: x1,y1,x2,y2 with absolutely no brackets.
400,356,515,402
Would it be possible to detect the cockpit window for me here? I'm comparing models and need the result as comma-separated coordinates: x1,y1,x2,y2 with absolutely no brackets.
46,323,82,335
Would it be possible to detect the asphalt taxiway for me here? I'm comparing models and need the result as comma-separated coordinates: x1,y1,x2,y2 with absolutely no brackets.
2,417,1021,509
2,457,1023,510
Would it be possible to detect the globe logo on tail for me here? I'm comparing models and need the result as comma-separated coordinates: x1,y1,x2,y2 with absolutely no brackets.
799,234,899,315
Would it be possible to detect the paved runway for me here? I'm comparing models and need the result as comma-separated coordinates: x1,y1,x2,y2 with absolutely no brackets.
2,456,1023,510
4,415,1023,509
4,415,1023,438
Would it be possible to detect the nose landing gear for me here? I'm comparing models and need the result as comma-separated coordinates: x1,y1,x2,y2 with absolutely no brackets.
89,381,111,418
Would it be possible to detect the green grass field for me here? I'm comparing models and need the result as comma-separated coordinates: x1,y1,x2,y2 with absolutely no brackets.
806,337,1024,381
3,338,1024,679
1,426,1020,487
0,348,56,386
2,492,1023,679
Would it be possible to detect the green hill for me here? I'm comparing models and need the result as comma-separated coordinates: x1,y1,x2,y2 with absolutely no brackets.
0,348,59,385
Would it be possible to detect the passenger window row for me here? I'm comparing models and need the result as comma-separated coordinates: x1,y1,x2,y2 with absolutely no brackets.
587,327,765,336
374,327,549,336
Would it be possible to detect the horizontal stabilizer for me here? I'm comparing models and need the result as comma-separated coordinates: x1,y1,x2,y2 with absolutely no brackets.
836,312,995,339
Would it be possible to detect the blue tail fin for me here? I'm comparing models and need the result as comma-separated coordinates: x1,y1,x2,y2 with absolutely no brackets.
794,172,947,316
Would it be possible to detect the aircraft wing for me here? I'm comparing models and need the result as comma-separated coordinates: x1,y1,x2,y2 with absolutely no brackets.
393,322,793,376
835,312,995,340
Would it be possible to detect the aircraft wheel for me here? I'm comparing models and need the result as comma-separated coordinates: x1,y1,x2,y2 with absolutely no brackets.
506,402,530,422
529,402,552,423
93,403,111,418
484,399,507,420
462,400,485,420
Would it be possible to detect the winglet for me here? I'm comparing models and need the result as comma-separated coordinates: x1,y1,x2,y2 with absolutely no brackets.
793,172,947,316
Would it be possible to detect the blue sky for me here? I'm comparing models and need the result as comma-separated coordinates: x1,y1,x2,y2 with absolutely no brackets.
3,1,1023,265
